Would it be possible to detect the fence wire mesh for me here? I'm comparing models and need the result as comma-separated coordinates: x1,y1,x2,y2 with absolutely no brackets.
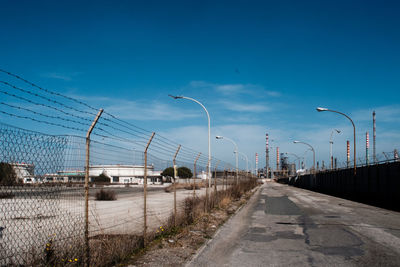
0,121,228,265
0,123,84,266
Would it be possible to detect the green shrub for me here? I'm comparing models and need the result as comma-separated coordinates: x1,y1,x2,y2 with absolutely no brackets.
0,162,17,186
177,167,192,178
161,167,174,177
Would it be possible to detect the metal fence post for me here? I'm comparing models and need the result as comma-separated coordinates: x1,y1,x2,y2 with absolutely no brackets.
84,109,103,267
223,167,226,190
193,152,201,197
143,132,155,247
214,160,219,194
173,145,181,227
205,158,211,212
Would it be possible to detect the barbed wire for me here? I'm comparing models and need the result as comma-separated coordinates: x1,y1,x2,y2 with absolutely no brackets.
0,69,235,170
0,68,99,113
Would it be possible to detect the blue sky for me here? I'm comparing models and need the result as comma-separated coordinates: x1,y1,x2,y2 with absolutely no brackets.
1,0,399,170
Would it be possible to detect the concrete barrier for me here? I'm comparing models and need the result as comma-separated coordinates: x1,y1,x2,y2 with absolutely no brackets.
287,161,400,211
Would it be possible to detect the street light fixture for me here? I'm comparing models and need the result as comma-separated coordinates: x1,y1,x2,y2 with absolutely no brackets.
329,129,341,169
317,107,356,175
169,95,212,188
216,135,239,183
293,140,315,173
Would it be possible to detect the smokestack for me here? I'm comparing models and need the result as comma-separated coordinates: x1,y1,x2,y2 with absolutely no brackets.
373,111,376,163
266,133,269,177
347,140,350,168
255,153,258,176
276,147,279,171
366,132,369,165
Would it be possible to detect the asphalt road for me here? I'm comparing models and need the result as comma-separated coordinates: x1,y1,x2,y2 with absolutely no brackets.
188,181,400,267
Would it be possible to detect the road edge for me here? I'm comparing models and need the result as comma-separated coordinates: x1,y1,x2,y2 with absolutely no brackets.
184,183,264,267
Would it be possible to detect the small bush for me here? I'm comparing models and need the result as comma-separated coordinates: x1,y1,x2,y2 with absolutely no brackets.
0,192,15,199
0,162,18,186
95,189,116,201
184,184,200,190
219,196,231,208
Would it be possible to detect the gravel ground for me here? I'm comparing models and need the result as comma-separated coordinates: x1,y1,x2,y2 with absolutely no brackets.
124,187,259,267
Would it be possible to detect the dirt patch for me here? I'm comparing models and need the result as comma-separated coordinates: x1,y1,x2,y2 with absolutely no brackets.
124,187,257,267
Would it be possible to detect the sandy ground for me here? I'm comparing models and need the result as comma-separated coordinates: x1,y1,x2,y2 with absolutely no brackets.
0,183,227,265
88,185,223,236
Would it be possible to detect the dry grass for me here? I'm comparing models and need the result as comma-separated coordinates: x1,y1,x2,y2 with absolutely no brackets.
164,181,206,192
90,234,142,267
25,178,259,267
219,196,232,208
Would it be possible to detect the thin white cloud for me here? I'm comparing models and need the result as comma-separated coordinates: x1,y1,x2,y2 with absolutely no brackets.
265,91,281,97
219,100,270,112
42,72,82,81
353,105,400,123
215,84,245,94
104,99,200,121
189,80,270,96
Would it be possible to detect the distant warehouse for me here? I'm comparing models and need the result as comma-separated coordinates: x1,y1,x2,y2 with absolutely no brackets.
89,164,162,184
7,163,163,184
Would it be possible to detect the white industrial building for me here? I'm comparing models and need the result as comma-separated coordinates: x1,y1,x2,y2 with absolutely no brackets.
89,164,163,184
17,164,163,184
11,163,35,183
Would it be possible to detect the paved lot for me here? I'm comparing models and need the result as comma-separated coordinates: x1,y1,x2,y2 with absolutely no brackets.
189,182,400,267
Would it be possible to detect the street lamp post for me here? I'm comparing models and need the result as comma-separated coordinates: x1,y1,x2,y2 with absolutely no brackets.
317,107,356,175
294,141,315,174
329,129,341,170
169,95,212,188
216,135,238,183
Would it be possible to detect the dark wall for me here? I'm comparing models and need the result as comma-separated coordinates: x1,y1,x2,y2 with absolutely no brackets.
287,161,400,211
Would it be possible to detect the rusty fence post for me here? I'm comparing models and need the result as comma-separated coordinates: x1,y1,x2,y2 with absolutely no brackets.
214,160,219,194
193,152,201,197
173,145,181,227
84,109,103,267
205,158,211,212
143,132,155,247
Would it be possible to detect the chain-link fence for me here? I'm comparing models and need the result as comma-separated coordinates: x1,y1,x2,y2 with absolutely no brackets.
0,69,253,266
0,121,240,266
0,123,84,265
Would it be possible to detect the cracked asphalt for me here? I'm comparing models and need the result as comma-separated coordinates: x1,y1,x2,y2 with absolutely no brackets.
188,181,400,266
